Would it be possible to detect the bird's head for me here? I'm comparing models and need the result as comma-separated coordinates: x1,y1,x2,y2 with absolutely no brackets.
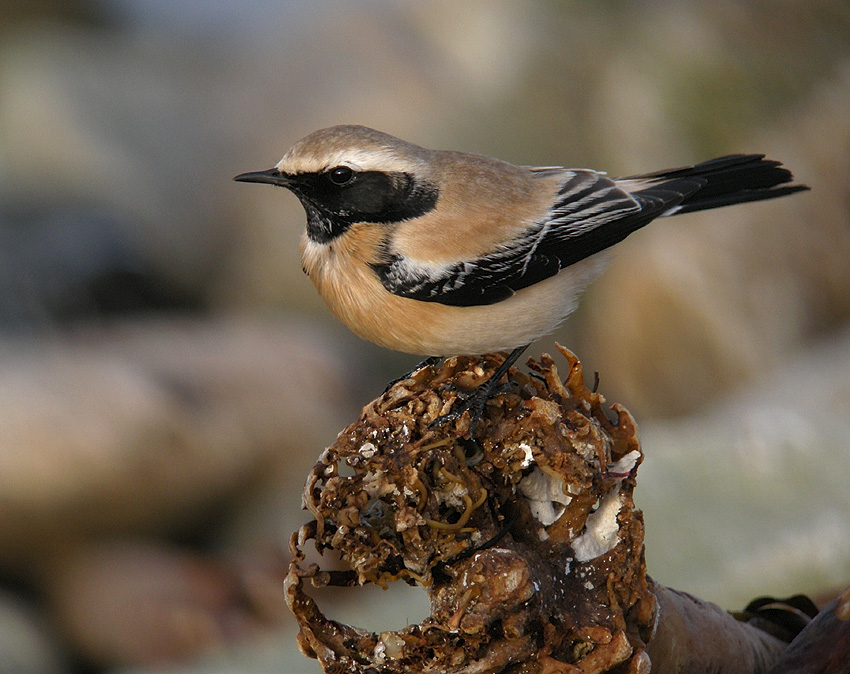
234,125,440,244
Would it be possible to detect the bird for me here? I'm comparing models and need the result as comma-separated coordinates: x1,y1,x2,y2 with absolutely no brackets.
234,124,808,434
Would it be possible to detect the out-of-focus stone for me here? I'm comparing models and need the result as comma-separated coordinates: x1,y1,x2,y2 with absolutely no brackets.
0,26,235,298
41,540,288,669
637,327,850,608
571,61,850,417
0,315,354,576
0,589,68,674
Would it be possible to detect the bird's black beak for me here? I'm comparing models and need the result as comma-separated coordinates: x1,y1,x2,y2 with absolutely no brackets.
233,168,292,187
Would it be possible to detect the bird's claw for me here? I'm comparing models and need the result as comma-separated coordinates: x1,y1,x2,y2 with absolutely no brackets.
427,380,514,437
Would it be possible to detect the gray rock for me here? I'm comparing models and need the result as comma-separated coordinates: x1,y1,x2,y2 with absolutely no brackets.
0,315,355,575
0,589,67,674
637,327,850,608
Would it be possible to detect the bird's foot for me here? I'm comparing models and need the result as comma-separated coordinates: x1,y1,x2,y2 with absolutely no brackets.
428,345,528,441
428,378,514,439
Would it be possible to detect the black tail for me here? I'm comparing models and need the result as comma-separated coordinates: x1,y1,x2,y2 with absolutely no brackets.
628,154,809,216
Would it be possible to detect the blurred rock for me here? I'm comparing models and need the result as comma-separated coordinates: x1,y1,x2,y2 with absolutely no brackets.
0,208,203,333
41,540,288,669
0,24,238,303
637,326,850,608
0,315,354,577
571,59,850,417
0,588,68,674
0,0,103,31
113,633,317,674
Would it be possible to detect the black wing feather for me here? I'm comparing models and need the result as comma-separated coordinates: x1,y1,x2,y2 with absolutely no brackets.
626,154,808,213
372,156,807,307
373,171,666,307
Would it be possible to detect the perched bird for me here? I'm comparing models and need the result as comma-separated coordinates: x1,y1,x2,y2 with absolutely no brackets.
235,125,808,431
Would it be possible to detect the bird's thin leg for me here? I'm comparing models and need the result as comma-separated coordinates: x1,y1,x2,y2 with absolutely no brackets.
429,344,529,437
382,356,441,393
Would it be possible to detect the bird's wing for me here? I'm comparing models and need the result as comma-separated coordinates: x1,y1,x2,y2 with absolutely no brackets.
372,169,693,307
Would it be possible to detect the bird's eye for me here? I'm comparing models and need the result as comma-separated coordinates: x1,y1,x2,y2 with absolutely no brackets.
328,166,354,185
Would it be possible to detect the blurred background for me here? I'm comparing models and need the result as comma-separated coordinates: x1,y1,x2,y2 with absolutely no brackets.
0,1,848,672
